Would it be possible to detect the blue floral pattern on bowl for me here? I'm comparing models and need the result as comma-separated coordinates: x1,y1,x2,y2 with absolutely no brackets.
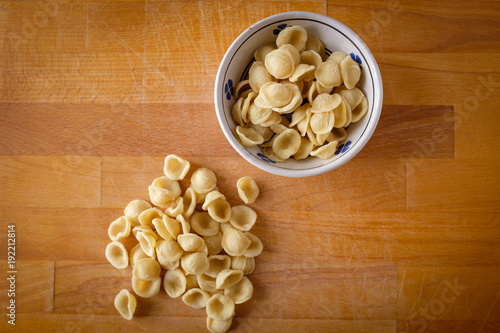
224,79,234,100
335,141,352,156
273,24,291,35
257,152,276,164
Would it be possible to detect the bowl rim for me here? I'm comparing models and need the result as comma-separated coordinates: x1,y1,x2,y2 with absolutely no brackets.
214,11,383,178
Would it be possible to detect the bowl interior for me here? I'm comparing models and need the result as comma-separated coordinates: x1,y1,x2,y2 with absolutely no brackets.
216,13,382,177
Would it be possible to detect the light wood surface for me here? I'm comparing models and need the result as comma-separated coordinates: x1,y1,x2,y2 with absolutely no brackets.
1,1,500,332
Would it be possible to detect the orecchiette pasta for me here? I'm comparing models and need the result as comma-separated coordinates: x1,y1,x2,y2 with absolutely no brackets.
206,255,231,279
224,276,253,304
206,294,235,321
132,276,161,298
191,212,220,236
163,268,187,298
124,199,152,225
204,232,223,255
229,205,257,232
221,228,251,256
206,315,233,333
106,154,264,330
133,258,161,281
215,269,244,290
236,176,259,204
181,252,210,275
105,241,129,269
108,216,131,241
148,176,181,207
229,25,367,162
191,168,217,195
182,288,211,309
163,155,190,181
114,289,136,320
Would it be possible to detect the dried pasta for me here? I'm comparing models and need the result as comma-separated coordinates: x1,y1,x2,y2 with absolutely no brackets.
114,289,136,320
163,268,187,298
230,25,368,162
108,216,131,241
105,241,129,269
236,176,259,204
105,155,264,332
224,276,253,304
206,294,235,321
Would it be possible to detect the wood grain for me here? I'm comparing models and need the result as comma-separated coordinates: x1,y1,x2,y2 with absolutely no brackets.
0,0,499,332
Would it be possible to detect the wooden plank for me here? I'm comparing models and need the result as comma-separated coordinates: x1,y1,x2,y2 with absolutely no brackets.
6,314,397,333
0,104,454,159
406,158,500,212
0,103,229,157
0,155,101,208
0,207,121,261
54,260,396,320
397,266,500,332
0,260,54,313
101,156,407,212
326,0,500,53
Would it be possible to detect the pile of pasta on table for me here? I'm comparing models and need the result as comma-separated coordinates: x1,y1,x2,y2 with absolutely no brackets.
106,155,263,333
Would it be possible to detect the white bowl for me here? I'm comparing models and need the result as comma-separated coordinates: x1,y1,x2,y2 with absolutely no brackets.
214,11,383,177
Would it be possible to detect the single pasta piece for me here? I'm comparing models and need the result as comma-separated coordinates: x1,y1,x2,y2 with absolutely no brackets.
340,55,361,89
206,315,233,333
254,43,277,63
264,47,297,79
177,233,207,253
163,155,190,181
163,268,187,298
272,128,301,160
249,61,275,93
221,228,251,256
301,50,323,68
305,36,325,57
152,216,172,241
236,176,259,204
176,214,191,234
202,191,226,211
138,207,164,229
206,294,235,321
315,61,342,88
135,230,157,257
156,239,184,263
182,288,211,309
197,274,218,293
215,269,244,290
310,111,335,135
243,232,264,257
130,244,155,267
181,252,210,275
132,276,161,298
236,126,264,147
310,140,339,159
231,256,255,275
207,198,232,223
311,93,342,113
124,199,152,226
105,241,129,269
229,205,257,232
164,197,184,218
204,232,223,255
351,95,368,122
248,103,273,125
191,212,220,236
276,25,308,52
182,187,197,218
148,176,181,207
224,276,253,304
206,255,231,279
191,168,217,195
108,216,131,241
327,51,348,65
114,289,137,320
133,258,161,281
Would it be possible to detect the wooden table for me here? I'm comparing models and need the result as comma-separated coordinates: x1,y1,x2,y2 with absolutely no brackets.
1,1,499,332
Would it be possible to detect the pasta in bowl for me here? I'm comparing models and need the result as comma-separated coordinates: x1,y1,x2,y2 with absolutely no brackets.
214,11,383,177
